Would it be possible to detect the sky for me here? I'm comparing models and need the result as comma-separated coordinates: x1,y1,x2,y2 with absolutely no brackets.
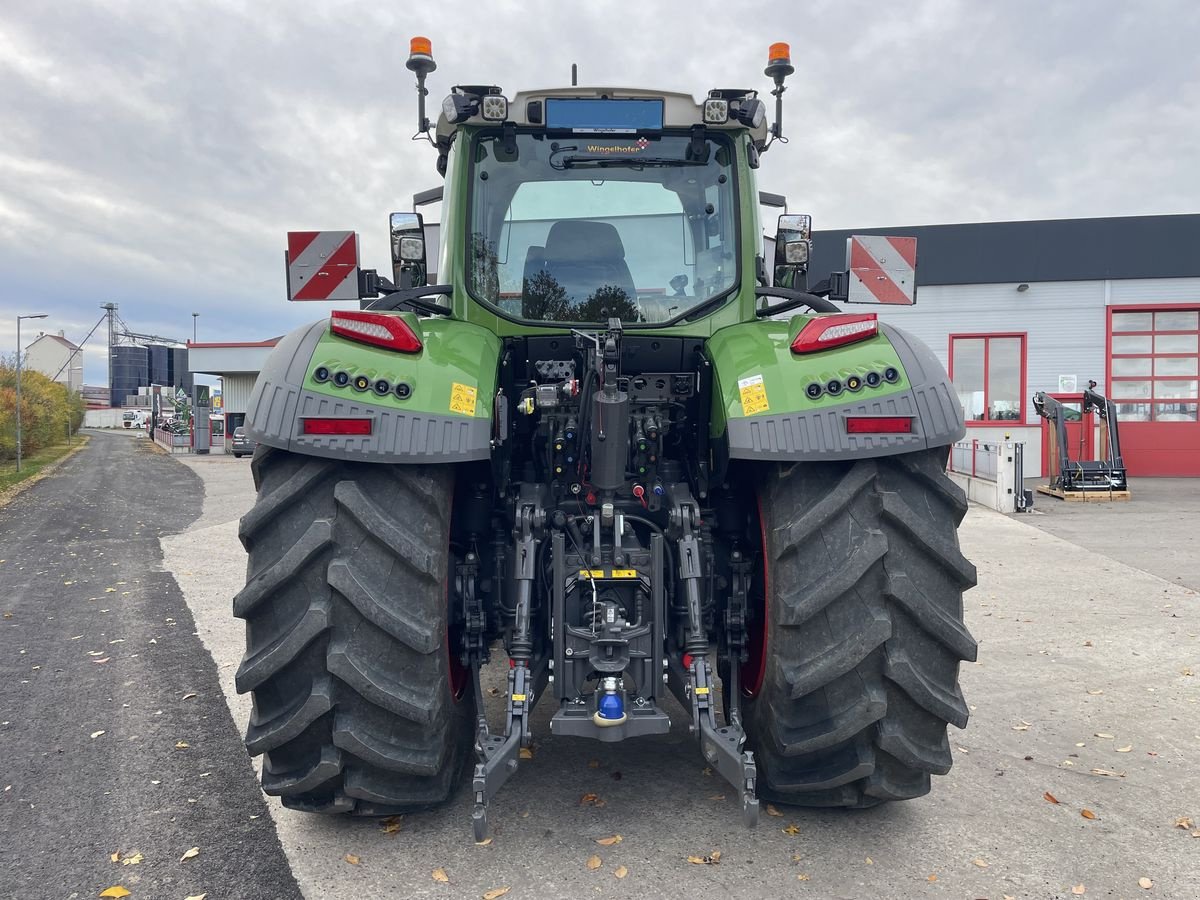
1,0,1197,385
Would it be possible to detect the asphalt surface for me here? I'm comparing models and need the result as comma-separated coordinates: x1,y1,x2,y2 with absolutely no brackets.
0,431,301,900
168,450,1200,900
5,433,1199,899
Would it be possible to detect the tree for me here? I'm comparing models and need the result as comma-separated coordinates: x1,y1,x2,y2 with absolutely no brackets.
0,362,84,459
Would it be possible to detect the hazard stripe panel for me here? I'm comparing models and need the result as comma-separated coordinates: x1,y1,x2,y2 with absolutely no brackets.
287,231,360,301
846,235,917,305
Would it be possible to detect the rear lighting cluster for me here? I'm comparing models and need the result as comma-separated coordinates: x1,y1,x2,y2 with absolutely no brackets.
301,417,373,436
313,365,411,400
806,366,899,400
791,313,878,354
331,310,423,353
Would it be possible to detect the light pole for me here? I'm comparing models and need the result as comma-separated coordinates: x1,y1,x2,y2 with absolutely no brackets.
15,313,49,473
192,312,199,344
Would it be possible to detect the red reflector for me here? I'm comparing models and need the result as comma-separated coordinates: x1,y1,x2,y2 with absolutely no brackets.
845,416,912,434
791,313,878,353
331,310,423,353
301,418,373,436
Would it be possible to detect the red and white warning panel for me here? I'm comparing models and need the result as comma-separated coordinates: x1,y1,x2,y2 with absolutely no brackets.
286,231,361,301
845,235,917,305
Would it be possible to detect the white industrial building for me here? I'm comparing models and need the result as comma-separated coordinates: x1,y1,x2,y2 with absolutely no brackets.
24,331,83,394
187,339,280,438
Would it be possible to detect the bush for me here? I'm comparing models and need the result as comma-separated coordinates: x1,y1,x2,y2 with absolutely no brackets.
0,361,86,460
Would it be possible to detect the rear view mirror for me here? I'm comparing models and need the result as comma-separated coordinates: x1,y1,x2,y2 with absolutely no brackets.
390,212,427,288
772,214,811,289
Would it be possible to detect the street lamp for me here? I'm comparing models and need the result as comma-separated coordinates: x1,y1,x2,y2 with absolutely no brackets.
192,312,199,344
15,313,49,473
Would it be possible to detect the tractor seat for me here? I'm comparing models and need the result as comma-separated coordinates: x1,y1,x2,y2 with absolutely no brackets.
540,221,637,306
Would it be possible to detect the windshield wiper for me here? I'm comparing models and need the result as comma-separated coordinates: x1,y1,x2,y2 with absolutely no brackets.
554,156,708,171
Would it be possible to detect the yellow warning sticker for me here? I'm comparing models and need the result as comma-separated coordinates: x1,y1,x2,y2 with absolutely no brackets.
449,382,478,416
579,569,606,579
695,687,710,695
511,693,526,702
609,569,638,579
738,374,769,416
578,569,639,579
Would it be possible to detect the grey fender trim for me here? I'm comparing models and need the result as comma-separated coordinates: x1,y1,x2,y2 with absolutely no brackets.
724,323,965,462
244,321,492,463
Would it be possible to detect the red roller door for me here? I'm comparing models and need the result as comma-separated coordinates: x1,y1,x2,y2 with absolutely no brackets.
1108,305,1200,476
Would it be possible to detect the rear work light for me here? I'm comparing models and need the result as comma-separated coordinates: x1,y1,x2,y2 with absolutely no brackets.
790,313,878,353
330,311,423,353
845,416,912,434
301,417,373,436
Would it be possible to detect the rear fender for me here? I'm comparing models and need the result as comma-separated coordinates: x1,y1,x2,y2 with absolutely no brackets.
244,315,500,462
708,317,964,461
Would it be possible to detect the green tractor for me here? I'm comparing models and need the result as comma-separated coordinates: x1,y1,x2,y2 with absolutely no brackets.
236,38,976,839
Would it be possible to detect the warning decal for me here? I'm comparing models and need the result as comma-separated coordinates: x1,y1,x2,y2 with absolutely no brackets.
738,374,770,416
449,382,478,416
845,235,917,305
286,231,360,301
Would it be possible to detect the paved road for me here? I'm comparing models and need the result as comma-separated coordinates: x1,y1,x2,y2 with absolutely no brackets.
169,451,1200,900
0,431,301,900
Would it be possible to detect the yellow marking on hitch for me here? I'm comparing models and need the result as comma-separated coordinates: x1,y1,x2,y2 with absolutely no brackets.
511,693,527,702
695,687,710,695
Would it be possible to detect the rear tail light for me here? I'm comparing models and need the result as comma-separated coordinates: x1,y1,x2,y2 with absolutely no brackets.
790,313,878,353
301,417,373,436
331,311,423,353
845,416,912,434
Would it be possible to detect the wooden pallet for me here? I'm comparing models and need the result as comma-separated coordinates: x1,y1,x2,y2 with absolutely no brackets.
1036,485,1132,502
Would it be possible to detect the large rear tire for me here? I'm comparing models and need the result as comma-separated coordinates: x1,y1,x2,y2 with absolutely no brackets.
742,447,977,807
234,446,473,815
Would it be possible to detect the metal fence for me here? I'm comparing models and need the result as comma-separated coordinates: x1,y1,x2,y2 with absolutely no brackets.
949,439,999,481
153,427,190,453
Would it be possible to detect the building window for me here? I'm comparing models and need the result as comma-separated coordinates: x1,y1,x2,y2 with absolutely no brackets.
1110,308,1199,422
949,334,1026,424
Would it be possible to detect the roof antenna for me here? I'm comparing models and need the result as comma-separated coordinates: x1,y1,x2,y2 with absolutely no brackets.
571,63,578,87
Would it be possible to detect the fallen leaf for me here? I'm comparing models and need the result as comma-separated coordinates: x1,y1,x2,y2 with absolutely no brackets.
344,852,360,865
181,692,197,700
927,874,938,882
99,889,131,899
1116,744,1132,752
586,855,602,870
91,730,106,740
1191,830,1200,838
1090,767,1126,777
87,650,105,657
175,741,189,750
482,889,510,900
796,873,810,881
1183,668,1194,677
956,745,969,753
1087,689,1104,695
595,835,623,846
865,856,873,864
432,868,449,883
766,803,783,817
1174,816,1194,829
783,824,801,835
588,759,600,768
1139,877,1154,889
518,747,534,759
1012,722,1031,731
579,793,604,807
710,851,721,862
120,852,143,866
380,816,403,835
687,851,722,865
1044,791,1060,804
973,858,990,868
475,837,493,846
92,657,111,664
1095,732,1114,739
1081,809,1098,820
1072,886,1086,896
185,895,207,900
707,794,726,801
109,851,120,863
181,846,200,862
614,865,628,879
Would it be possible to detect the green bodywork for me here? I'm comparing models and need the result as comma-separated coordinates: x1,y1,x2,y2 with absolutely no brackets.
704,315,908,436
305,313,501,420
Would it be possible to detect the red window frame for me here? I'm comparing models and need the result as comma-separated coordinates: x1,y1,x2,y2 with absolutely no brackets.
1106,304,1200,422
947,332,1028,427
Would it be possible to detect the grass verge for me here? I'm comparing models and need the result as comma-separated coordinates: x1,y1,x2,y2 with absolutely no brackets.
0,436,90,500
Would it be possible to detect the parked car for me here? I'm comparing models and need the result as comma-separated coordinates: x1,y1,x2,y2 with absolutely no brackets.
231,427,257,458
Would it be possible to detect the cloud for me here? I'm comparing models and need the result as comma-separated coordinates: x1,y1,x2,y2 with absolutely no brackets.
1,0,1196,383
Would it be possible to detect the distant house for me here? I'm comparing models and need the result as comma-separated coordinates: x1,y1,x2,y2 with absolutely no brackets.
25,331,83,394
